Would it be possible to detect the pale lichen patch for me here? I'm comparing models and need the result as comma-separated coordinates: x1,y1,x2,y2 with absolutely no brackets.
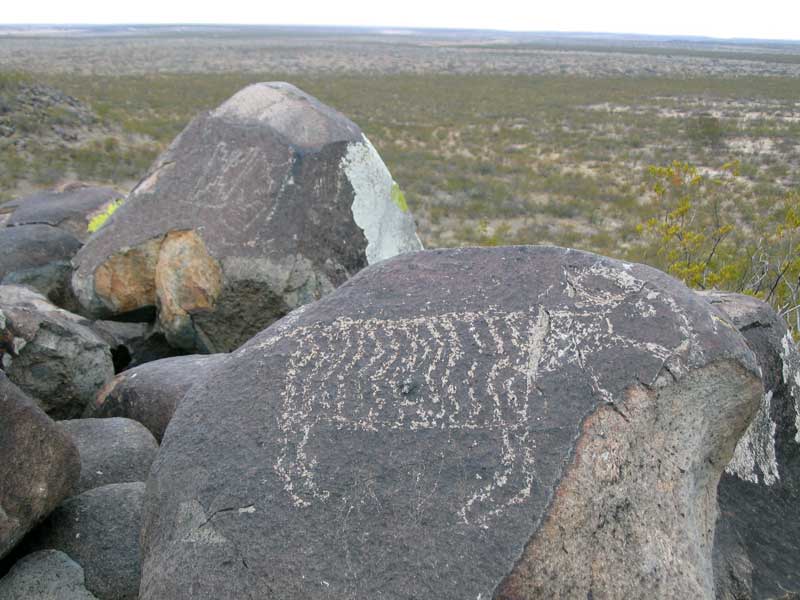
343,137,423,264
726,391,779,485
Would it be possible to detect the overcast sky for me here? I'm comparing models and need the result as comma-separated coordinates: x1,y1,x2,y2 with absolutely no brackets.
3,0,799,41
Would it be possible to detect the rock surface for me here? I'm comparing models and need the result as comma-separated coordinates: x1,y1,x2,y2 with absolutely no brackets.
0,550,98,600
0,224,81,308
19,482,145,600
700,292,800,600
72,82,421,353
87,354,228,442
0,285,114,419
5,184,120,242
140,246,761,599
0,373,80,559
86,319,182,372
58,418,158,493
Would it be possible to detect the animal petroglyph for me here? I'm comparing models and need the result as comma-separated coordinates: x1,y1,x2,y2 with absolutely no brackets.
258,262,688,525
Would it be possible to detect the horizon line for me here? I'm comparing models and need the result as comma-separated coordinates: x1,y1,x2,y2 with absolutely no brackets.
0,23,798,44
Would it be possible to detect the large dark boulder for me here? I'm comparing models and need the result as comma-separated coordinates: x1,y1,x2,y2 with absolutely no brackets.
701,292,800,599
0,224,81,308
0,550,98,599
87,354,228,442
72,82,422,353
140,246,761,599
58,418,158,493
0,285,114,419
5,184,121,242
19,482,145,600
0,373,80,559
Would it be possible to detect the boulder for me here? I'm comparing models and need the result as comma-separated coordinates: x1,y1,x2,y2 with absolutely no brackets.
86,320,183,372
72,82,422,353
5,184,121,242
0,285,114,419
0,550,98,600
87,354,228,442
19,482,145,600
700,292,800,599
0,224,81,309
0,373,80,559
58,418,158,493
140,246,761,599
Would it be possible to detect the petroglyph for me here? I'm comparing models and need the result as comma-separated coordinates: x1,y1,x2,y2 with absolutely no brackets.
260,261,691,525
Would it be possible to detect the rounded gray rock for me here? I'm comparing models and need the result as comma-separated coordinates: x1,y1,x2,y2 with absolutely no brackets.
0,285,114,419
0,373,80,559
6,184,121,242
72,82,422,353
0,224,81,309
86,354,229,442
20,482,145,600
58,418,158,493
0,550,98,600
700,292,800,599
140,246,761,600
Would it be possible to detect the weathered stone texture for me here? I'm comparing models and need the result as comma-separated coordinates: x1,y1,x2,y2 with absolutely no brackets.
139,246,760,599
72,82,421,352
701,291,800,600
0,285,114,419
87,354,228,442
0,373,80,559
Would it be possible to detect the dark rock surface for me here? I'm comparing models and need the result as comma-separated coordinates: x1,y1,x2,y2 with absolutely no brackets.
0,373,80,559
87,354,228,442
72,82,421,353
140,246,761,599
0,285,114,419
86,319,182,372
0,224,81,308
20,482,145,600
700,292,800,600
58,418,158,493
0,550,98,599
6,184,120,242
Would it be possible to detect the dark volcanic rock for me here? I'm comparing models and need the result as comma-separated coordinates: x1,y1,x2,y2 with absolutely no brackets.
0,224,81,308
87,354,228,442
86,320,183,372
20,482,145,600
72,82,421,353
6,184,121,242
0,373,80,559
140,246,761,599
0,550,98,599
58,418,158,493
0,285,114,419
700,292,800,600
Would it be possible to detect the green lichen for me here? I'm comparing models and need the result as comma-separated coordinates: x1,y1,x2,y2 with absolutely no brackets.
391,182,408,213
87,198,124,233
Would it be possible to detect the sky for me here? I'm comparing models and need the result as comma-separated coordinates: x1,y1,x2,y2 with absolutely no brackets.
3,0,800,41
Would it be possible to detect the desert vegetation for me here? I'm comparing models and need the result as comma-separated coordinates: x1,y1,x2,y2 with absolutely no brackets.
1,26,799,322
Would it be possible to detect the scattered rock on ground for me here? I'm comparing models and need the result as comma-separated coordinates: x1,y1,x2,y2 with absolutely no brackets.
6,184,121,242
140,246,761,599
19,482,145,600
0,224,81,309
87,354,228,442
0,550,98,600
700,292,800,600
58,418,158,494
72,82,422,353
0,285,114,419
0,373,80,559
